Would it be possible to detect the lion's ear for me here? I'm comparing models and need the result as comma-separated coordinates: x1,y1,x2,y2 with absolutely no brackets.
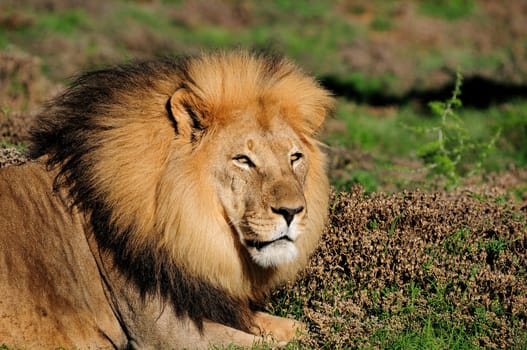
303,111,327,136
168,89,204,140
298,97,335,137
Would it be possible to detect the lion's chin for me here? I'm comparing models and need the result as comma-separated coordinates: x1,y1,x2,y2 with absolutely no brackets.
248,240,298,268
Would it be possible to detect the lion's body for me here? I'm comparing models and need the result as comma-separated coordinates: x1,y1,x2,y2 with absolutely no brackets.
0,51,333,349
0,162,126,348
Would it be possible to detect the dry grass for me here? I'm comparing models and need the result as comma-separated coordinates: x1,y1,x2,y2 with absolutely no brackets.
0,147,26,168
0,51,45,148
271,188,527,348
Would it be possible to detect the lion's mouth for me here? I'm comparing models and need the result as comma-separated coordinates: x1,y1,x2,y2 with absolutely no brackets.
245,236,293,250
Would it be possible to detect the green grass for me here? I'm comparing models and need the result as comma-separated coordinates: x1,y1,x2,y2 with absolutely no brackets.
419,0,476,20
0,31,9,50
210,341,307,350
0,140,27,152
373,320,481,350
370,15,392,32
0,0,517,98
8,8,91,41
36,9,90,35
327,95,527,192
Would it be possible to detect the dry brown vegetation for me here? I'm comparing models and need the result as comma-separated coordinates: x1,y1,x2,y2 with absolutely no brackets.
0,51,53,112
0,51,43,147
273,188,527,348
0,148,26,168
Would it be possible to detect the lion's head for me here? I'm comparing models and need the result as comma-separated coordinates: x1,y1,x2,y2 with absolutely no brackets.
213,117,312,269
30,51,333,325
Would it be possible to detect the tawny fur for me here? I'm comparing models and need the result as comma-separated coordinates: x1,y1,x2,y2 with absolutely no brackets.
1,50,333,348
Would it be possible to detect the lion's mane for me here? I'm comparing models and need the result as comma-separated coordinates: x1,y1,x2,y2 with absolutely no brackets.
29,51,333,331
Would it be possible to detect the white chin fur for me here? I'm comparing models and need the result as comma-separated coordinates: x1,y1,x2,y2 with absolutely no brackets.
250,241,298,268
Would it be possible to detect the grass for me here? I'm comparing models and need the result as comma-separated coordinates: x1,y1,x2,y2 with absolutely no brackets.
326,94,527,192
0,0,504,95
270,188,526,348
260,278,511,350
419,0,476,20
5,8,91,42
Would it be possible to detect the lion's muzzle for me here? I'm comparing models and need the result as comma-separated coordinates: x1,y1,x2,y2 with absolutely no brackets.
271,205,304,227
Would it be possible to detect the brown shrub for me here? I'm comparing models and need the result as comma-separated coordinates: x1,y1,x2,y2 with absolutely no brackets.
0,51,50,111
0,109,35,146
273,187,527,348
169,0,253,29
0,51,52,146
0,52,50,145
0,147,27,168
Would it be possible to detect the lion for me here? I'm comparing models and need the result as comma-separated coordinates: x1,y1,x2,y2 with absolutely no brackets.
0,50,333,349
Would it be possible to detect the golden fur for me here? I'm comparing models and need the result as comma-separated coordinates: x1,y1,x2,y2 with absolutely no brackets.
1,51,333,348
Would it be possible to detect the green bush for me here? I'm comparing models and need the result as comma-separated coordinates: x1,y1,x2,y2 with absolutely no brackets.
495,100,527,165
405,73,499,188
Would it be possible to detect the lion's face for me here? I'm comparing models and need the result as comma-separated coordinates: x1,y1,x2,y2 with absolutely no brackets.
209,114,310,268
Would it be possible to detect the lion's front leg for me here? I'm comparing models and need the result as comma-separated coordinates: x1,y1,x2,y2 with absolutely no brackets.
250,312,306,344
200,320,267,348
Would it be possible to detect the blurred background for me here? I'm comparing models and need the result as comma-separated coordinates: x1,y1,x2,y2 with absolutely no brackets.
1,0,526,195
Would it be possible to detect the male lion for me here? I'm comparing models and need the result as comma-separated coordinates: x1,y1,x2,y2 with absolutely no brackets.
0,51,333,349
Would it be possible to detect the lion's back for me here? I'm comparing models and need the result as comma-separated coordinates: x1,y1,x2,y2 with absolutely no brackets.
0,161,126,348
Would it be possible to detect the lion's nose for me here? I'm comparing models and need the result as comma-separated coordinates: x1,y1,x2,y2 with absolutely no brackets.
271,206,304,226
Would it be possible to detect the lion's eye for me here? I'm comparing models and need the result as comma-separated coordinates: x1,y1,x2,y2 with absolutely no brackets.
290,152,303,165
233,155,256,168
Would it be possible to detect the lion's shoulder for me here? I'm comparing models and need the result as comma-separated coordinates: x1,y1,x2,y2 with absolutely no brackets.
0,160,126,348
0,160,79,237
